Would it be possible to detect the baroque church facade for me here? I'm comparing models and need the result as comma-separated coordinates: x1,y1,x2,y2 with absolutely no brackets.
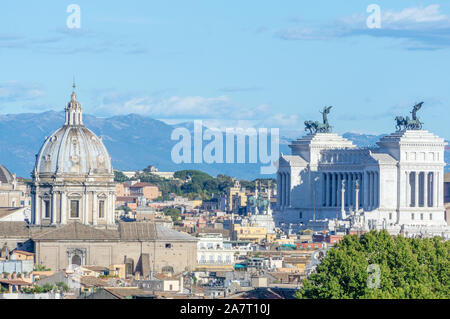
275,105,449,237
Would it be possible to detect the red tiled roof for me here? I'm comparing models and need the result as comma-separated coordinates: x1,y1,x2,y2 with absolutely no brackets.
0,279,32,286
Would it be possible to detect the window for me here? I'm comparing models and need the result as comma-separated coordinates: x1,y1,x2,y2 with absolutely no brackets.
411,213,414,220
420,214,423,220
98,200,105,218
70,200,79,218
44,200,51,218
389,213,392,220
165,243,172,249
430,213,433,220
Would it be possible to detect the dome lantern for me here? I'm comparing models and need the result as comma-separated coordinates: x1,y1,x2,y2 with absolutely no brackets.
65,81,83,126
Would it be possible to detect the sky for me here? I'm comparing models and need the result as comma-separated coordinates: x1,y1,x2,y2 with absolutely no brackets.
0,0,450,139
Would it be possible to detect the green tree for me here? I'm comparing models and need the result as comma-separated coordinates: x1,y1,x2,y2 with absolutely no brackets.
114,170,130,182
296,230,450,299
163,207,182,222
56,282,70,293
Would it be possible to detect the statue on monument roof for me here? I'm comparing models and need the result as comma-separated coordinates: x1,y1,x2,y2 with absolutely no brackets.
395,102,424,131
304,106,333,134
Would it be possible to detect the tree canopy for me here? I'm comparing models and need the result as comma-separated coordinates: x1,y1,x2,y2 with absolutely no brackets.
114,168,274,201
296,230,449,299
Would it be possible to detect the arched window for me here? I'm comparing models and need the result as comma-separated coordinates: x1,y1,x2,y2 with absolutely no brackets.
71,254,81,266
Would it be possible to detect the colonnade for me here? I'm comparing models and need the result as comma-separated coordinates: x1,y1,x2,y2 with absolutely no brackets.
322,171,379,210
406,171,439,207
278,172,291,207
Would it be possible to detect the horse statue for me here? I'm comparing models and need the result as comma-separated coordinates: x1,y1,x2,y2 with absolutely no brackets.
394,102,424,131
304,120,318,134
395,116,407,131
304,106,333,134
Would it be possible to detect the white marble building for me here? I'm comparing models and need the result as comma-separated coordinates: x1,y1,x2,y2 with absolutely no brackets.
30,87,116,228
275,128,449,237
197,233,235,266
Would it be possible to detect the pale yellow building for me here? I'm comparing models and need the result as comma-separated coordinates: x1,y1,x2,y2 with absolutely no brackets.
231,224,267,243
227,180,247,212
0,164,30,208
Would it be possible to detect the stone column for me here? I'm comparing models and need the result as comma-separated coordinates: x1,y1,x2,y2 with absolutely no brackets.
277,173,281,208
374,172,378,208
61,192,67,224
438,171,443,207
284,173,288,208
51,191,57,225
331,173,336,207
414,171,419,207
350,173,355,207
84,191,88,225
341,179,346,218
337,174,341,207
432,171,438,207
363,172,368,209
287,172,290,207
92,191,97,225
322,173,326,207
326,173,330,207
424,172,428,207
405,171,410,207
372,172,375,209
109,192,115,225
367,172,371,209
35,186,41,225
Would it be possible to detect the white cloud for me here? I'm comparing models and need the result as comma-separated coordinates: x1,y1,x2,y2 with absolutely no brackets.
0,81,45,103
277,5,450,50
90,90,303,130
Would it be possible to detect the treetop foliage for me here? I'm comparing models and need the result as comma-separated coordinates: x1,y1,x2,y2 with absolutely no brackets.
296,230,449,299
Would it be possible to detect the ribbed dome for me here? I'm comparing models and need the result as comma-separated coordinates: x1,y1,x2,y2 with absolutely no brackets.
0,164,13,183
34,88,112,176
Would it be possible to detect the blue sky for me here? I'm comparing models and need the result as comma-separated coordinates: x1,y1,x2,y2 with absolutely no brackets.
0,0,450,139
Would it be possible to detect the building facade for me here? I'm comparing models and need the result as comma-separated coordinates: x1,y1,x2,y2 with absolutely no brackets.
0,165,30,208
196,233,234,268
275,111,448,237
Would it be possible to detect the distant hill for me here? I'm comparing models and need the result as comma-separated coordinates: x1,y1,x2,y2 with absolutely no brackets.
0,111,448,179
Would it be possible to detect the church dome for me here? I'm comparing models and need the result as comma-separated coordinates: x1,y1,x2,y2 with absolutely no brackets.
34,87,113,176
0,164,13,183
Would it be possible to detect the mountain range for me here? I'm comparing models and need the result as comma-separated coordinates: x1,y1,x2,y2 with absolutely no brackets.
0,111,448,180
